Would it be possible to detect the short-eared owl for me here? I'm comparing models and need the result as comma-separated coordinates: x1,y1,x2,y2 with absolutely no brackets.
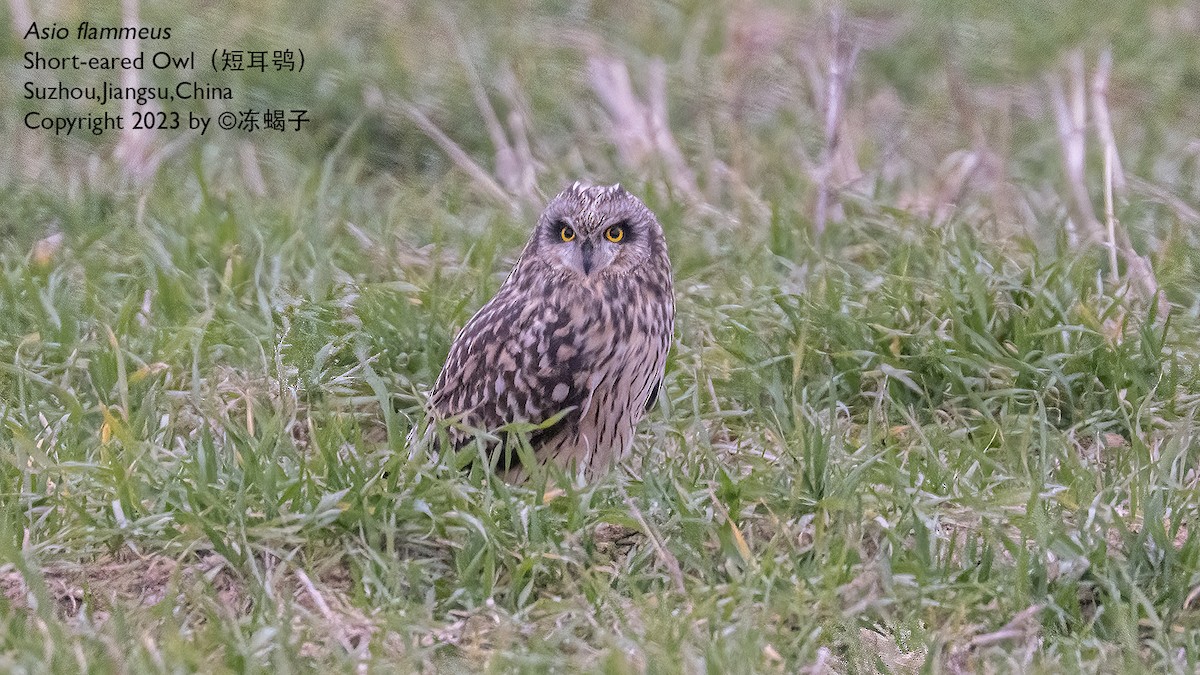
427,183,674,477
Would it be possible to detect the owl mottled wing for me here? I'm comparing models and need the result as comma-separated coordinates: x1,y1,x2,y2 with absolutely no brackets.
428,283,596,450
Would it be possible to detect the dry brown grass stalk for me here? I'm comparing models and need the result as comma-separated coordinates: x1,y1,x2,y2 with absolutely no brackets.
399,103,515,207
295,567,372,664
396,22,544,207
113,0,156,181
239,144,267,197
586,55,700,201
622,493,686,594
945,604,1043,673
1048,54,1102,245
1089,50,1126,193
1128,175,1200,225
812,10,860,236
1049,50,1163,311
448,19,541,204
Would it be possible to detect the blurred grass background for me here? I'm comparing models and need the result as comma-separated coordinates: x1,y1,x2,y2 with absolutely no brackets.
2,0,1200,671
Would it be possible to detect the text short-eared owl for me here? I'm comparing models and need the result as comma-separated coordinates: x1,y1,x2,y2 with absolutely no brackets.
427,183,674,477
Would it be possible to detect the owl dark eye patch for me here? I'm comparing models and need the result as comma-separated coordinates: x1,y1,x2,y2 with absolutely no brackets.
549,220,572,242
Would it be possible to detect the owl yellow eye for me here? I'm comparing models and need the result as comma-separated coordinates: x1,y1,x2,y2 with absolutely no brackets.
604,225,624,243
560,226,576,242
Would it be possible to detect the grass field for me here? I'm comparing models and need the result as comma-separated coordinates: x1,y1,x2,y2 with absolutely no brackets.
3,0,1200,671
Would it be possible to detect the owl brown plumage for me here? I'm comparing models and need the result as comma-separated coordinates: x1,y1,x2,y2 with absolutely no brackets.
426,182,674,477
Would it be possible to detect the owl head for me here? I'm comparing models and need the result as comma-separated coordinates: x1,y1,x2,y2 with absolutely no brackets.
524,182,666,279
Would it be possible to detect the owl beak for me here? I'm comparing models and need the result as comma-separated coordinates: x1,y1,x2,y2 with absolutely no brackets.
579,241,595,275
